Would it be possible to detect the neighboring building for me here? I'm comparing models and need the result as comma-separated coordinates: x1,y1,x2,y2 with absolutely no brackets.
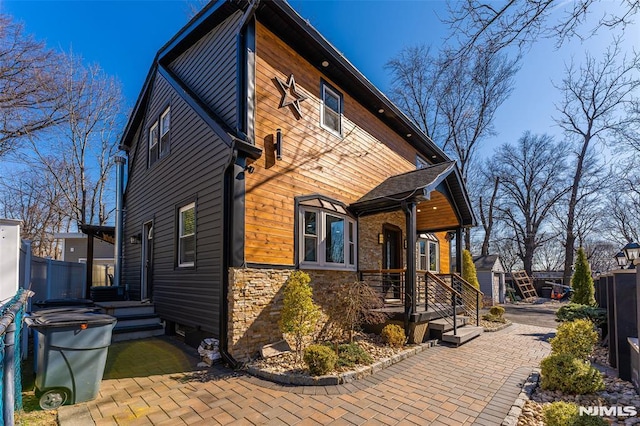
54,232,114,286
119,0,476,362
0,219,22,303
473,255,506,306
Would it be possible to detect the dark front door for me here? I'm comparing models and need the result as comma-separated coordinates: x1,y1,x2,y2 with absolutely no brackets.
141,221,153,300
382,225,402,300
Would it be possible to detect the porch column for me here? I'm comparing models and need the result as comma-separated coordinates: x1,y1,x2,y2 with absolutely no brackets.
85,233,94,298
404,201,417,329
456,228,463,274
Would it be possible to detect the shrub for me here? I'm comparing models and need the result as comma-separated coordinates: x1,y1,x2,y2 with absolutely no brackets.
381,324,406,348
543,401,608,426
550,319,598,360
279,271,321,362
482,313,507,323
543,401,579,426
326,281,388,343
303,344,337,376
556,303,606,326
571,247,596,306
489,306,505,317
540,353,604,394
335,343,373,368
462,249,480,289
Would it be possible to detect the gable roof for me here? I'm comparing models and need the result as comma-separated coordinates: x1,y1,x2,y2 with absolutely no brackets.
473,255,504,272
119,0,450,165
349,162,476,227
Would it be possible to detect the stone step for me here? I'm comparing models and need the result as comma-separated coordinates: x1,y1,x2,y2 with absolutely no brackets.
442,326,483,346
113,313,162,329
428,316,469,332
112,323,165,342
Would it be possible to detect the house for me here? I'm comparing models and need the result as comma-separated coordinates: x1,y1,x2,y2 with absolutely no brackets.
118,0,477,362
473,255,506,305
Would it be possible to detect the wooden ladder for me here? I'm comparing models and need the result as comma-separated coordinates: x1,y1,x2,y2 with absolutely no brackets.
511,271,538,301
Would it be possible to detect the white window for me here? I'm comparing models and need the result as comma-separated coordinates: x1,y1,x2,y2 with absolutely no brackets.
178,202,195,267
416,155,429,169
160,107,171,155
299,207,356,270
321,82,342,135
417,233,439,272
149,121,159,167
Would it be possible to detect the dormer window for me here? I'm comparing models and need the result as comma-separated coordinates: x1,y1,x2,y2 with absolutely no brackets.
321,81,342,135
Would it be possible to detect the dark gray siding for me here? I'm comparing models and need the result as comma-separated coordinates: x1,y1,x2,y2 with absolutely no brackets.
169,11,242,130
122,73,231,335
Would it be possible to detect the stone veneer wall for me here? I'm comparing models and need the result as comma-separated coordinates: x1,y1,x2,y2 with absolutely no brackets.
358,211,406,270
228,267,358,363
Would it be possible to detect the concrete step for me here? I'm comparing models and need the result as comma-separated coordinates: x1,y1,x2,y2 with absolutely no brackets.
95,301,155,317
428,316,469,332
442,326,483,346
112,323,165,342
113,313,162,328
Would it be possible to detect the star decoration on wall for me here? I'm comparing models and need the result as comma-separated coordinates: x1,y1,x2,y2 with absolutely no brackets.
275,74,307,119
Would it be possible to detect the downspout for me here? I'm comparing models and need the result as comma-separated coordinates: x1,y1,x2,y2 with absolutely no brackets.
114,156,126,288
219,0,260,369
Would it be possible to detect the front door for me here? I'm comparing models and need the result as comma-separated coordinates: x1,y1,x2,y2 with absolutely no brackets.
141,221,153,300
382,225,402,300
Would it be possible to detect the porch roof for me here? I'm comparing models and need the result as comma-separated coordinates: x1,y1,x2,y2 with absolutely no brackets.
349,162,476,227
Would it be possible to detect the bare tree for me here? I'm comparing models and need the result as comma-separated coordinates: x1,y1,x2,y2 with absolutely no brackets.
477,170,500,257
387,44,518,250
0,167,70,257
23,53,124,227
491,132,570,275
0,15,66,157
554,40,640,285
445,0,639,54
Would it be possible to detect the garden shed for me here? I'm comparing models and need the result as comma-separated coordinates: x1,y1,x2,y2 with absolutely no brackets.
473,255,506,305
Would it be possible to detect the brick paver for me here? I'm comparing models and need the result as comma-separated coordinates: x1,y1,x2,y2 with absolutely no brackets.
60,323,553,425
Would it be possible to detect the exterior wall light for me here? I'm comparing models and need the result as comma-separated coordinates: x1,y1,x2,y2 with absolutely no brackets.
275,128,282,160
378,233,384,244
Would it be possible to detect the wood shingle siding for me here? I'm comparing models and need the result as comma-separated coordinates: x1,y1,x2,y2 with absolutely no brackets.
169,11,242,130
122,73,231,335
247,23,428,266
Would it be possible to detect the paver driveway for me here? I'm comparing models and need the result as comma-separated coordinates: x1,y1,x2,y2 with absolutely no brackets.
59,322,553,425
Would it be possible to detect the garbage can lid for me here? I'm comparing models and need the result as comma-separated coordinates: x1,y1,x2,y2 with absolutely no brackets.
26,312,116,328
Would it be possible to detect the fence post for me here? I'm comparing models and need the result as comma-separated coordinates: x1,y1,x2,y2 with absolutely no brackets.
476,292,480,326
3,322,16,426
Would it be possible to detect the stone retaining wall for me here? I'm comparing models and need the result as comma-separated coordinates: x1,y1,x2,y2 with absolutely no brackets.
227,267,358,362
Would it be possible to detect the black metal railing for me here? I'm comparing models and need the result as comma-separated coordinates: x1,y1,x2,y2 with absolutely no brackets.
359,269,406,305
439,273,483,326
425,272,463,334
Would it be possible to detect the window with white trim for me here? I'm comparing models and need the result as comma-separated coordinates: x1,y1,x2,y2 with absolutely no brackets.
299,204,356,270
148,122,159,167
321,82,342,135
178,202,195,267
417,233,439,272
160,107,170,156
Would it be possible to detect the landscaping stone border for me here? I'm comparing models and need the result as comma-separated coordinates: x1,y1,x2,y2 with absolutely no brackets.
502,369,540,426
484,320,513,332
246,340,438,386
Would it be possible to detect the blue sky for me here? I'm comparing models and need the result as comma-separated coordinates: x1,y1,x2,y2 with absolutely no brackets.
2,0,637,157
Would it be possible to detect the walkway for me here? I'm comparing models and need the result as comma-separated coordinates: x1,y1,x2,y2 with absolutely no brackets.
58,323,554,425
